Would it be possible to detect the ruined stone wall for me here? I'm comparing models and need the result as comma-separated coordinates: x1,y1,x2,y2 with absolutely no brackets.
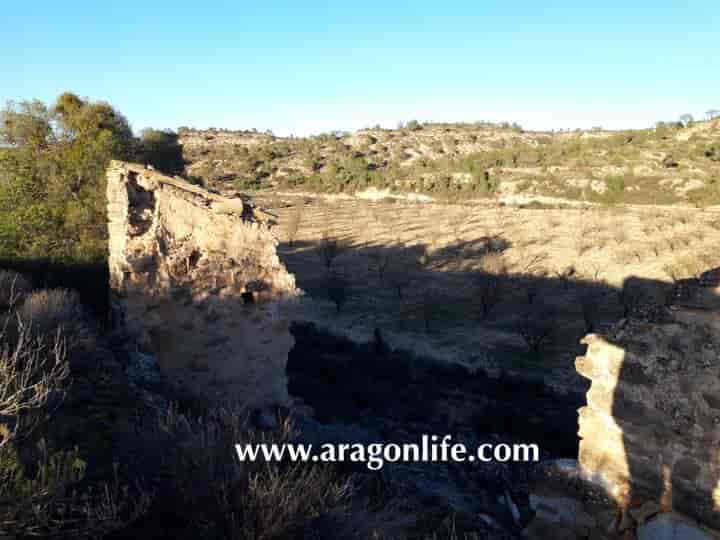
107,161,298,406
576,284,720,529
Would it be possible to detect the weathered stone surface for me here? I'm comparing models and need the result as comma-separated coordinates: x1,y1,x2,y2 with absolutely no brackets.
107,161,299,407
577,307,720,531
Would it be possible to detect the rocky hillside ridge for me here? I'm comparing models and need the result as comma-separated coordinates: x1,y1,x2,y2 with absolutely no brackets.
107,160,299,406
180,119,720,206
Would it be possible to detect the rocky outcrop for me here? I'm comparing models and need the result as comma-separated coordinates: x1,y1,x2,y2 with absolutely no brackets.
576,286,720,530
107,161,299,406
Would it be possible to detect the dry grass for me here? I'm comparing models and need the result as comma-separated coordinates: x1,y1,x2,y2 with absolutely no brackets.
14,289,93,355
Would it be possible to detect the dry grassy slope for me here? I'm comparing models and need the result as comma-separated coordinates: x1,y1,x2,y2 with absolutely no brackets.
181,120,720,206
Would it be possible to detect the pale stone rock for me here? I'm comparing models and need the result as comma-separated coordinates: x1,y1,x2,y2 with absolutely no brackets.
107,161,300,407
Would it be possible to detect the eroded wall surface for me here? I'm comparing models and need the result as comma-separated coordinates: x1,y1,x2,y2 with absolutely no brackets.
576,284,720,529
107,161,298,406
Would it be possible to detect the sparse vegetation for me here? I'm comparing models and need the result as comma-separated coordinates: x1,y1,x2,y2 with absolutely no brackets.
0,275,374,539
0,282,151,538
183,117,720,207
0,323,69,447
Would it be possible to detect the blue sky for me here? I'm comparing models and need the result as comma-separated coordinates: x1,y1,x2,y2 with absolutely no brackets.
2,1,718,135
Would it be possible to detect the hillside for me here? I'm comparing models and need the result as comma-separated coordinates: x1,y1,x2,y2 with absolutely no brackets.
180,119,720,206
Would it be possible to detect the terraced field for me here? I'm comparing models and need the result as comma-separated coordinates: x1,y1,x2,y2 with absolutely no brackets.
253,194,720,391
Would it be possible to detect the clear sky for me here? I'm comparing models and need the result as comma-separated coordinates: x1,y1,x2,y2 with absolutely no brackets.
2,1,718,136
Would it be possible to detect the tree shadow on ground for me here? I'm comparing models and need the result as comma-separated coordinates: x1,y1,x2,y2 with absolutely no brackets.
278,235,635,360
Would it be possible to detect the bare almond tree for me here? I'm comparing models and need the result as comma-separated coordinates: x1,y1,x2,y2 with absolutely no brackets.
474,252,508,319
515,302,556,354
386,250,420,300
368,246,391,283
317,233,344,270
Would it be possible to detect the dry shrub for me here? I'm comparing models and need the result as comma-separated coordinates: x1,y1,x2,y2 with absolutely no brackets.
14,289,93,354
0,325,150,538
0,443,152,539
158,405,354,540
0,270,32,311
0,324,69,447
238,463,351,540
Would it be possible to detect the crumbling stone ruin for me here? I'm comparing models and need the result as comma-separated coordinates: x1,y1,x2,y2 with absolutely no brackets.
107,161,299,406
576,277,720,531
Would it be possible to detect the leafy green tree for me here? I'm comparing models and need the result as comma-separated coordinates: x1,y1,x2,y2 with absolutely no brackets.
138,128,185,174
0,92,134,262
